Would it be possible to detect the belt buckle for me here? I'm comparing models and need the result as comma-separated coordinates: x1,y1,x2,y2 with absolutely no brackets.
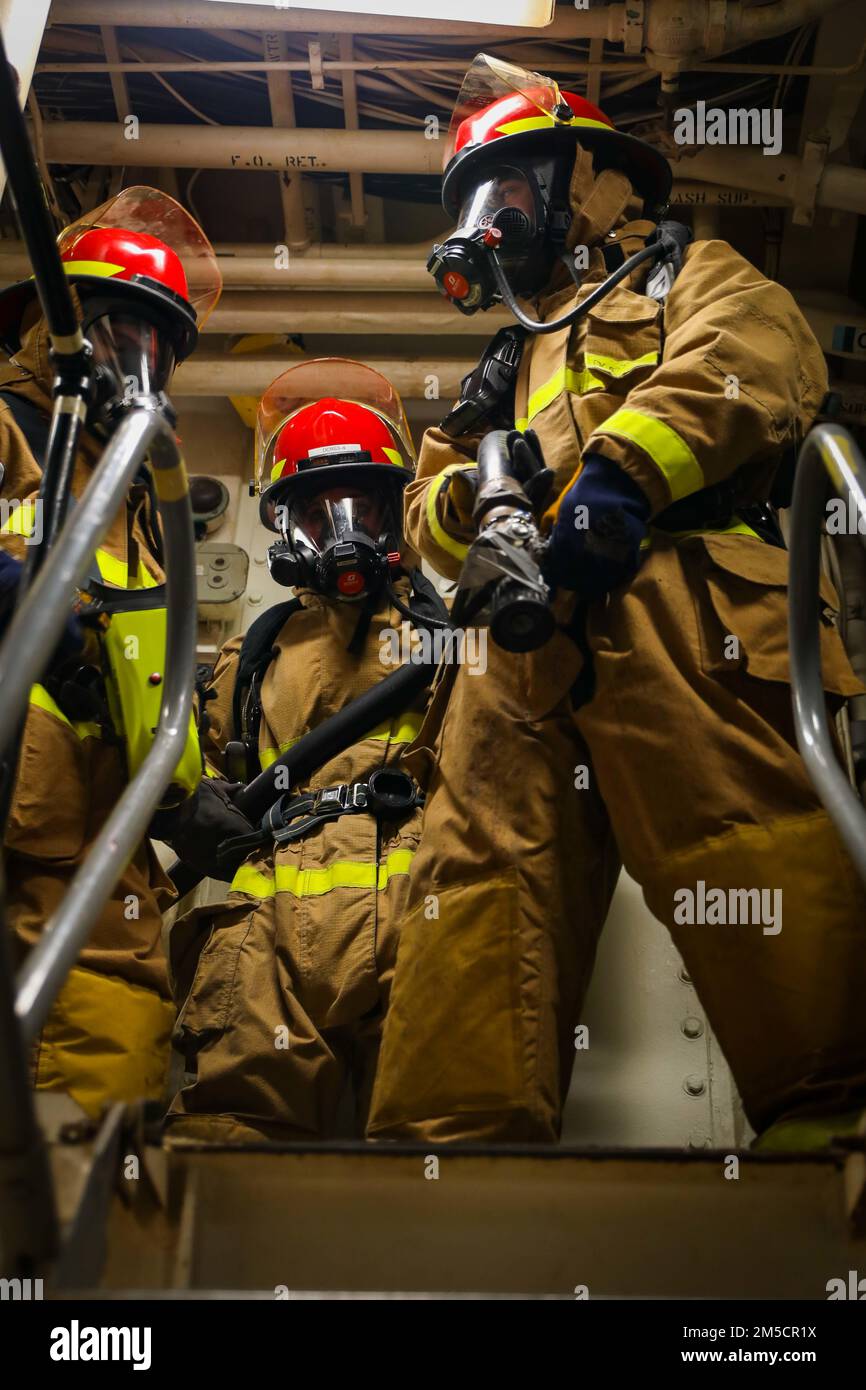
314,783,349,813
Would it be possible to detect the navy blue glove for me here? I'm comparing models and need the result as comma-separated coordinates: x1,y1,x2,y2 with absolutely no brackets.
0,550,84,662
0,551,23,635
546,452,650,599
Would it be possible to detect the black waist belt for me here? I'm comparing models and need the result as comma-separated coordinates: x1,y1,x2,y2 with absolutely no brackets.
655,493,785,548
217,767,423,866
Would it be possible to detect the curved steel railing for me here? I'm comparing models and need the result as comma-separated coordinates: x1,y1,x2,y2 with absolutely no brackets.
0,402,196,1276
0,19,197,1284
789,422,866,887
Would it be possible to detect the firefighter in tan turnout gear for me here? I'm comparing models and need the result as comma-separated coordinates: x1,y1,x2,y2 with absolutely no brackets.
164,360,445,1142
0,188,221,1118
367,56,866,1149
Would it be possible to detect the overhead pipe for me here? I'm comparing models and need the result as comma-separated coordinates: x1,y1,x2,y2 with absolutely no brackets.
173,293,866,356
205,291,509,335
171,354,475,399
42,121,866,217
215,241,432,259
671,148,866,217
642,0,848,77
37,57,647,77
0,245,434,289
203,288,863,342
42,121,441,176
210,256,431,290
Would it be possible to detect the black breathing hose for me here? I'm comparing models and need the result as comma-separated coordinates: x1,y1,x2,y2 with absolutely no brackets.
490,240,663,336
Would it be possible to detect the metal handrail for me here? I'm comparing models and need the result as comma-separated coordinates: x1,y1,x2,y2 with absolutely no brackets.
0,399,196,1273
15,413,197,1038
0,408,159,752
788,422,866,888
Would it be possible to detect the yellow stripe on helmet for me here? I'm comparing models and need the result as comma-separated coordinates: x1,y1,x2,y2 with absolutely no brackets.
61,260,126,278
383,446,409,469
496,114,614,137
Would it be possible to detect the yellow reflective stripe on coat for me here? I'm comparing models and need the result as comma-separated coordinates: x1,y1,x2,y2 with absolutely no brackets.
29,682,102,741
515,353,659,430
1,507,160,589
425,465,471,563
258,711,424,772
593,408,704,501
231,846,416,899
518,366,603,429
0,499,39,536
585,350,658,379
95,550,159,589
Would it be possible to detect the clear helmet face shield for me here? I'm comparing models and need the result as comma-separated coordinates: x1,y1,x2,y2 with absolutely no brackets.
255,358,415,504
444,53,565,171
59,186,222,327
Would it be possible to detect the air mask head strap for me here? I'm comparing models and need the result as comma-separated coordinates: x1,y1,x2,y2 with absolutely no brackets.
565,147,634,253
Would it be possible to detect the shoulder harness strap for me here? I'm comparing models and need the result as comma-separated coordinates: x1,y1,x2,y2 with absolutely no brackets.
231,597,303,777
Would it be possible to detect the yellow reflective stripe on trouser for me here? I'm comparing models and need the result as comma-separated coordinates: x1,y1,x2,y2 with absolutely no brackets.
29,682,102,741
425,465,471,563
515,354,658,430
593,408,703,501
258,711,424,772
231,846,416,899
641,518,761,550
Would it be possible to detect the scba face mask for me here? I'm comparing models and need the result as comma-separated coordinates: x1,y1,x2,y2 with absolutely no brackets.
428,155,569,314
269,483,404,601
87,311,178,432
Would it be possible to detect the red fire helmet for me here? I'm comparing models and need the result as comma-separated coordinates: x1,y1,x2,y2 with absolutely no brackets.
0,186,221,358
442,53,671,218
60,225,190,301
256,359,415,531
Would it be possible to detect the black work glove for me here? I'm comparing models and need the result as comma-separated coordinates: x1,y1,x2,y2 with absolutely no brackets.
150,777,254,881
505,428,556,511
